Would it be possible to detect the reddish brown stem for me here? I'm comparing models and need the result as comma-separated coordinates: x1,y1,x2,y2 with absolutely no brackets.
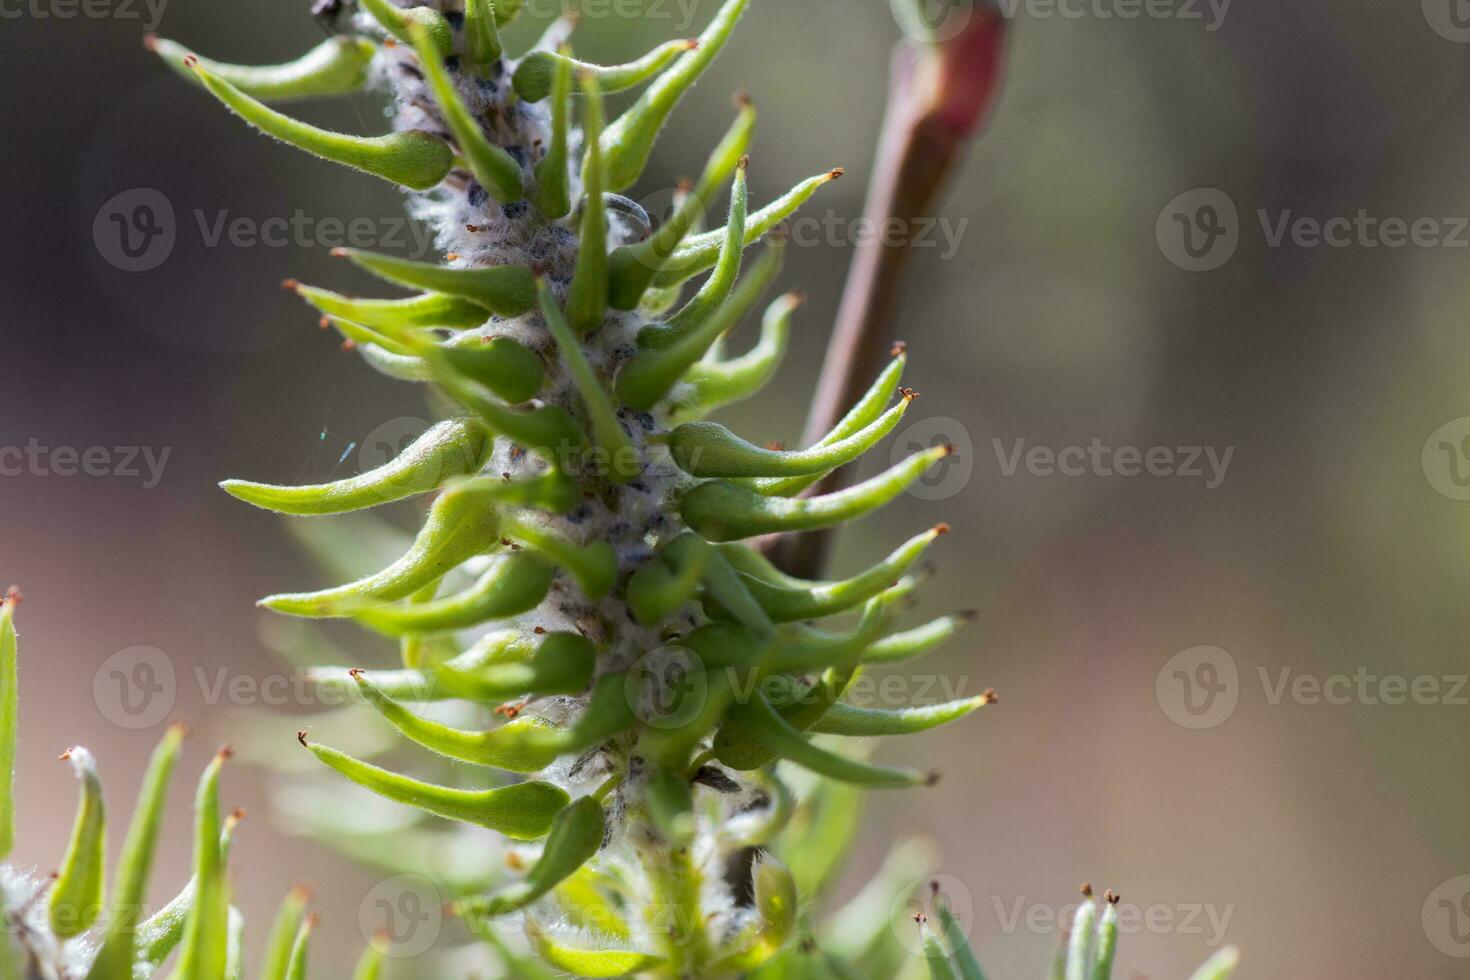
769,8,1007,577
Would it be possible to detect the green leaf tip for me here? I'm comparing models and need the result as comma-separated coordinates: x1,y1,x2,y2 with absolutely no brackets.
409,20,523,202
86,724,187,980
183,55,452,191
514,39,698,103
170,748,233,980
147,34,376,101
299,733,569,839
358,0,453,54
569,72,610,331
608,94,757,310
457,794,605,918
658,167,844,289
464,0,504,67
920,913,962,980
600,0,750,191
669,391,911,478
681,444,954,541
50,746,107,938
223,418,489,516
524,916,664,977
1186,946,1241,980
538,280,638,484
332,248,536,317
259,883,313,980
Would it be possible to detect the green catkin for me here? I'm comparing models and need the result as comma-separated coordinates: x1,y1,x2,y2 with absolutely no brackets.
38,4,1257,980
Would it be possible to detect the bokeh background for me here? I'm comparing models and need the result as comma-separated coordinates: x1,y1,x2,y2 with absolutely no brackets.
5,0,1470,975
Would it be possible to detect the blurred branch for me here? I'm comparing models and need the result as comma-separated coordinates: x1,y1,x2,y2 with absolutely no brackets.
768,2,1007,577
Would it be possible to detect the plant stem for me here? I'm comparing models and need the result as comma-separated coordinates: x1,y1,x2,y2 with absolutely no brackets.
770,5,1007,578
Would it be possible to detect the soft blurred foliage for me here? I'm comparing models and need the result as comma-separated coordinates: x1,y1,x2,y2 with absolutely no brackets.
5,0,1470,976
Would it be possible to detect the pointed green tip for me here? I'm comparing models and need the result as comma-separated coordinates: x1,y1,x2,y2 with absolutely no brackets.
259,594,329,617
184,55,452,191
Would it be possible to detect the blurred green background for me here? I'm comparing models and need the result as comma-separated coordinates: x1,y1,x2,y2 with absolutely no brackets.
5,0,1470,975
